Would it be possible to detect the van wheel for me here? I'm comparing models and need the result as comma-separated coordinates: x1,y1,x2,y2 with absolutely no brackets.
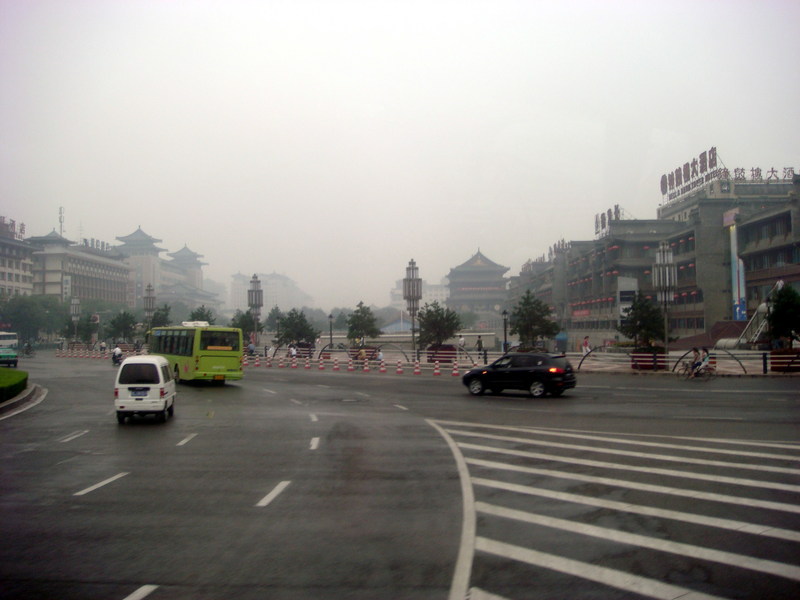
168,401,174,417
159,406,168,422
116,412,126,424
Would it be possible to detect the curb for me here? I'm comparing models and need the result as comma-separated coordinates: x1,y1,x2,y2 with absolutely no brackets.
0,384,43,417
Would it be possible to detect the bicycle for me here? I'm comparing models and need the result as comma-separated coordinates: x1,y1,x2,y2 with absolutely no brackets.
676,360,693,379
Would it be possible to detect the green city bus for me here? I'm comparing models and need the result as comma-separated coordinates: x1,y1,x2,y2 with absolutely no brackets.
148,322,243,383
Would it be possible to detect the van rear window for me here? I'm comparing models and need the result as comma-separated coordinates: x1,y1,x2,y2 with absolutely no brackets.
119,364,160,384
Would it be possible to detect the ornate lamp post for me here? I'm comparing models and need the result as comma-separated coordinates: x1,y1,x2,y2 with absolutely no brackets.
70,297,81,342
502,309,509,353
653,241,677,369
402,259,422,359
328,313,334,347
143,284,156,330
247,274,263,347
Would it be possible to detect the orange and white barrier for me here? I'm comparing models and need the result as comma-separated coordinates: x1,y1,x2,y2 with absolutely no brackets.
433,361,441,376
396,360,404,374
304,357,311,370
379,360,386,373
347,358,355,372
318,357,325,370
333,358,340,371
413,360,421,375
451,361,460,376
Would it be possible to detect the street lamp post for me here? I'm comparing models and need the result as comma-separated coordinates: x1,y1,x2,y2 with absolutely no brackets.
328,313,334,348
402,259,422,359
143,284,156,331
247,274,263,347
70,297,81,342
502,309,509,353
653,241,677,370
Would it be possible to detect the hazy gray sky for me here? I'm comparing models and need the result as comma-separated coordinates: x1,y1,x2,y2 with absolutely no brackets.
3,0,798,310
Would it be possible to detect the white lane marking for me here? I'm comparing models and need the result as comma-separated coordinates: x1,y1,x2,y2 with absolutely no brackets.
426,420,475,600
122,584,159,600
176,433,198,446
439,421,798,461
446,428,800,475
255,480,291,507
478,502,800,582
74,472,129,496
458,441,800,493
290,399,302,405
310,437,320,450
475,537,726,600
317,384,331,388
262,388,277,394
355,392,370,398
59,430,89,443
309,413,318,422
466,457,800,515
394,404,408,411
0,387,48,421
473,477,800,543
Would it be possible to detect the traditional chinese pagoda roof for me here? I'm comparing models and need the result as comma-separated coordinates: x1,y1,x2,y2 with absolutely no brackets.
26,229,74,245
168,244,207,266
115,227,166,254
449,250,509,275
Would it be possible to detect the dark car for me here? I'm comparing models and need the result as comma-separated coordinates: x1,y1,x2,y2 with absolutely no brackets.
462,352,576,398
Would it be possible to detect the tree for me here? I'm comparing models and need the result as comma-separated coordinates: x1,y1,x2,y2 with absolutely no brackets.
108,311,137,342
767,284,800,343
264,306,283,331
151,304,172,327
229,309,262,337
617,292,664,347
189,305,216,324
509,291,559,347
417,301,461,348
347,301,381,343
0,295,68,341
275,309,319,347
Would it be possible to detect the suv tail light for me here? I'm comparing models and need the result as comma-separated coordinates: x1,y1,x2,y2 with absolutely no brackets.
160,387,166,398
548,367,564,374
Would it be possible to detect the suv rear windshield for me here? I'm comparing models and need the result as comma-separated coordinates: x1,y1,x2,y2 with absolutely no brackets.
119,363,160,384
548,356,570,369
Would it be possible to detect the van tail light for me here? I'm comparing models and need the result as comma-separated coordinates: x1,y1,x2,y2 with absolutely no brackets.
160,387,166,398
114,388,118,399
549,367,564,374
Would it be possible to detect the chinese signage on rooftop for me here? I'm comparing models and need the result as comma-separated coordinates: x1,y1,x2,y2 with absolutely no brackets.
660,146,797,203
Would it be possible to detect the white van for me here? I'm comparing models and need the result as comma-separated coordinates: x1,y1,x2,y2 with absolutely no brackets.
114,355,176,424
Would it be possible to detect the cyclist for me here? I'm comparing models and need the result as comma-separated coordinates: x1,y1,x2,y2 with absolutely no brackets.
688,347,701,378
695,347,711,377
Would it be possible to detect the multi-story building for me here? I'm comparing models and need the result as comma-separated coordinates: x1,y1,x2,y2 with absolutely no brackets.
28,231,130,304
0,217,34,298
515,169,799,350
116,228,219,311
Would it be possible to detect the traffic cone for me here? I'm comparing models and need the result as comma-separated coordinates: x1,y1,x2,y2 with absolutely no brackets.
254,354,261,367
318,357,325,370
333,358,340,371
347,358,355,372
265,355,272,368
278,356,285,368
433,361,441,376
379,360,386,373
362,359,370,373
413,360,421,375
396,360,404,375
451,361,460,376
291,356,298,369
304,357,311,370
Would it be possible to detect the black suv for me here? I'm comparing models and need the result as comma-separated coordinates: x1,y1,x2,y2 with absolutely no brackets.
462,352,576,398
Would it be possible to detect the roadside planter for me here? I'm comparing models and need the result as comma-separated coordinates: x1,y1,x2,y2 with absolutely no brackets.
630,350,667,371
769,349,800,373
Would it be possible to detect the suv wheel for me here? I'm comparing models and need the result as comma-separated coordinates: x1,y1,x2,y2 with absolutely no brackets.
529,380,546,398
467,378,485,395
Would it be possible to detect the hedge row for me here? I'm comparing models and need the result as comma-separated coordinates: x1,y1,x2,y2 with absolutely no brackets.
0,369,28,402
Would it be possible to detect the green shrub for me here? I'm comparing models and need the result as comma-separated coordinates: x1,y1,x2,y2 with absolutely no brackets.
0,369,28,402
